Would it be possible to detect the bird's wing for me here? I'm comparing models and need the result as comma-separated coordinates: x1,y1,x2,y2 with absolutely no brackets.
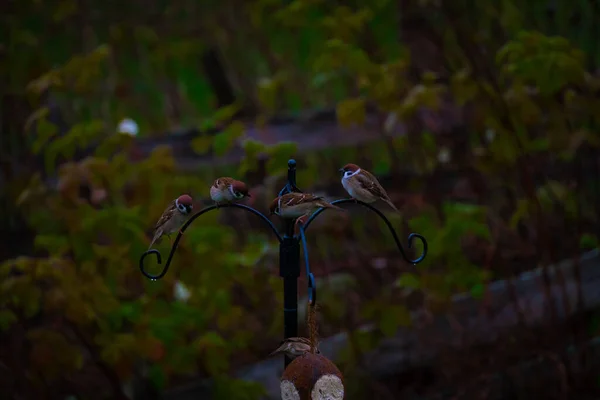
154,201,177,231
269,337,313,356
268,342,289,356
287,337,312,345
282,193,324,207
213,177,234,188
356,170,391,200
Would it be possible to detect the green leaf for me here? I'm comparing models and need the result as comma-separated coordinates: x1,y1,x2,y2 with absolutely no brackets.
213,376,266,400
580,234,598,250
336,97,366,127
239,139,267,175
34,235,69,256
527,137,550,152
510,199,530,229
213,104,241,124
266,141,298,176
147,364,167,390
195,331,227,349
442,202,488,219
0,309,17,331
470,283,485,299
370,142,392,175
395,273,421,289
191,135,213,155
213,121,246,156
28,111,57,151
257,78,280,113
379,304,411,336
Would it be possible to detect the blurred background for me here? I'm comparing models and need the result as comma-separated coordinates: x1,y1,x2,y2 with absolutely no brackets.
2,0,600,399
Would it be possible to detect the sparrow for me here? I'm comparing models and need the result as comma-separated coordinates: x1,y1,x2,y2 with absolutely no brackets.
148,194,193,249
268,337,320,359
339,163,399,211
269,192,344,219
210,177,251,205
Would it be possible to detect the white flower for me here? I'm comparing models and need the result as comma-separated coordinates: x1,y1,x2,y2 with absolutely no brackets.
437,147,451,164
174,280,191,302
117,118,139,136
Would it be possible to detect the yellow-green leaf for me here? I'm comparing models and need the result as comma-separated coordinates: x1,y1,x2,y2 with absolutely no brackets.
336,98,366,127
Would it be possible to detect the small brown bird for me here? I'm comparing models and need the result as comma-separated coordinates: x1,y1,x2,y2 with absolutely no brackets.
149,194,193,249
269,192,344,219
210,177,251,205
340,163,399,211
269,337,320,359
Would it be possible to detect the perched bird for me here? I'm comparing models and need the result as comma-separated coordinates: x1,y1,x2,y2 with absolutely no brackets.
339,163,399,211
210,177,251,205
269,192,344,219
269,337,320,359
148,194,193,249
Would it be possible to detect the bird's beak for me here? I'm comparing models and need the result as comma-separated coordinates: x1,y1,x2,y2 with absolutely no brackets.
338,168,344,173
246,193,252,198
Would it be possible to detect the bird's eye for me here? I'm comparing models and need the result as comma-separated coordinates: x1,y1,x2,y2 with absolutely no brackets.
178,204,186,212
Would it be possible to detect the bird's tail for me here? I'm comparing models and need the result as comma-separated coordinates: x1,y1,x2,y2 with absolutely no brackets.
148,231,161,250
383,198,399,212
268,346,285,357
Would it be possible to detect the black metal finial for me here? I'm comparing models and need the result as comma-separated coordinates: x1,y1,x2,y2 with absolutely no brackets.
279,159,301,197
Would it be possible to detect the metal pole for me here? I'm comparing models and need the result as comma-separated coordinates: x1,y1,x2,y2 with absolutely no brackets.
279,159,300,368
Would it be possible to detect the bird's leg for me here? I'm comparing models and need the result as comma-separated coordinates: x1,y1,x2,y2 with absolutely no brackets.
294,214,309,232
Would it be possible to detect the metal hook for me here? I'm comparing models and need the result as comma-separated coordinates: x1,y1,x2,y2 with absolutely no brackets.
298,222,316,306
140,203,283,280
301,198,428,264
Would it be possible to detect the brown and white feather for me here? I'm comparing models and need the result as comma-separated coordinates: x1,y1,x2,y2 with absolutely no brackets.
341,164,399,212
268,337,319,359
271,192,344,219
149,195,193,249
210,177,250,203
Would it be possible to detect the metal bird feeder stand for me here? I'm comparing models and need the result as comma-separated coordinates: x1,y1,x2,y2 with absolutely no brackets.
139,159,428,370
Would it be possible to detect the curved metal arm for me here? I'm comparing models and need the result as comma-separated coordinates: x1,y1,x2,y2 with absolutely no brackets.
140,204,283,280
298,223,316,306
302,198,428,264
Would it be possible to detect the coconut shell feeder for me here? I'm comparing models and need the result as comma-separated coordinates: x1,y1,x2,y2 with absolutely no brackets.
281,352,344,400
280,291,344,400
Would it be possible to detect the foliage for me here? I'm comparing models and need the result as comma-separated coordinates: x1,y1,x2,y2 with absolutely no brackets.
2,0,600,399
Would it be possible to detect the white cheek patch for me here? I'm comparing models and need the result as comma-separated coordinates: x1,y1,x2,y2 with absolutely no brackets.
344,168,361,178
